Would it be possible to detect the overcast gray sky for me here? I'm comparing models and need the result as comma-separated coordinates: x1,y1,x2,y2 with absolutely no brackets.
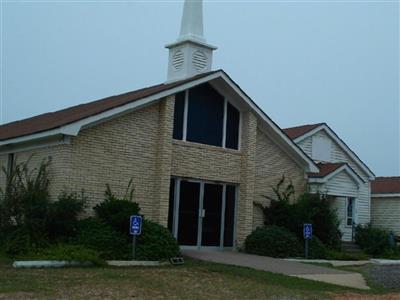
1,1,399,176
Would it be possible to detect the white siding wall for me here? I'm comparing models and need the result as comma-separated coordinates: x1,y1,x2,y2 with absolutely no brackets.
331,196,353,242
371,197,400,235
297,137,312,157
325,171,359,198
297,129,371,226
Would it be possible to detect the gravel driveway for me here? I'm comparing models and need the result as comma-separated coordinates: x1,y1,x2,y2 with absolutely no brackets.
366,264,400,289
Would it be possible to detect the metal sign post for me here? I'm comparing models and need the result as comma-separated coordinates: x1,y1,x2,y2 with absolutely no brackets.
130,215,142,260
303,223,313,259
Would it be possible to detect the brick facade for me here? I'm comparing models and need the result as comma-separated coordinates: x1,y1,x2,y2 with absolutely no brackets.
0,94,308,247
253,129,308,230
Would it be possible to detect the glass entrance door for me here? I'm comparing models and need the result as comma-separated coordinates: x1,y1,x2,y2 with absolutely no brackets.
201,184,223,246
177,181,200,246
170,178,237,248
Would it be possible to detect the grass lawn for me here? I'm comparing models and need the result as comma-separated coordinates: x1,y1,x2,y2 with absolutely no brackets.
0,255,397,300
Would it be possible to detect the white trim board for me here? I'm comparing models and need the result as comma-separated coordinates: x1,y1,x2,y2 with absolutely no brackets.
371,193,400,198
293,124,375,180
0,70,318,172
0,135,71,155
308,164,364,186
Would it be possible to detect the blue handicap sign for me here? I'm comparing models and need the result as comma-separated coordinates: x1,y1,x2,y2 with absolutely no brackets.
303,223,312,239
130,215,142,235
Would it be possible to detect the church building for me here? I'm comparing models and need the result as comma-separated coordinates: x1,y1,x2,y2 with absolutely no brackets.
0,0,375,247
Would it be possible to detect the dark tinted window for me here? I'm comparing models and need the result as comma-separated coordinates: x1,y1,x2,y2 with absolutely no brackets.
224,185,236,247
173,92,185,140
177,181,200,246
167,178,175,232
226,102,240,149
201,184,223,246
186,84,224,147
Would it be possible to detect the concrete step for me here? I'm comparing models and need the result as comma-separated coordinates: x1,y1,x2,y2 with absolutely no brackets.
341,242,362,253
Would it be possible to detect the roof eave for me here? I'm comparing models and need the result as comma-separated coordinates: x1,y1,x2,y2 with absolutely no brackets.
0,70,319,173
308,164,365,186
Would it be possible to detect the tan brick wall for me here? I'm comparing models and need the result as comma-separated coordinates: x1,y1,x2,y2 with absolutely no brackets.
66,100,169,219
153,96,175,226
0,94,309,248
171,140,242,183
236,112,258,245
0,99,173,222
8,144,72,202
253,129,307,229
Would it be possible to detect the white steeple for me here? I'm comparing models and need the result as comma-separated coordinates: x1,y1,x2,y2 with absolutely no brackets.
166,0,217,82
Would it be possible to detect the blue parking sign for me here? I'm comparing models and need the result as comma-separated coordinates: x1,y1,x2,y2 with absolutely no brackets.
130,215,142,235
303,223,312,240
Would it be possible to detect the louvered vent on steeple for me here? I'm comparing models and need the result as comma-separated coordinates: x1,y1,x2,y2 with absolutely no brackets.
165,0,217,82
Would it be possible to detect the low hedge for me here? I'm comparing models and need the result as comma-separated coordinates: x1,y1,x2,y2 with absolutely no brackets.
244,226,302,258
308,237,327,259
355,224,390,256
136,220,180,261
72,218,180,261
20,244,104,266
73,218,131,260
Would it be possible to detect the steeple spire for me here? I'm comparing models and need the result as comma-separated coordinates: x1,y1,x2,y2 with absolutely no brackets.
165,0,217,82
178,0,205,43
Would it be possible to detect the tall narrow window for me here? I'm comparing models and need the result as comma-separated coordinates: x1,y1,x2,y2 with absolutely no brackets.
186,84,224,147
224,185,236,247
226,102,240,149
167,178,176,232
173,92,185,140
346,198,355,226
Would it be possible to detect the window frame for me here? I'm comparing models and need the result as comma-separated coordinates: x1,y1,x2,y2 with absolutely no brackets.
175,88,241,150
311,135,332,162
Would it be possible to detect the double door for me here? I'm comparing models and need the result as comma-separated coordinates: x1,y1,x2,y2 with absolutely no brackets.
168,179,236,248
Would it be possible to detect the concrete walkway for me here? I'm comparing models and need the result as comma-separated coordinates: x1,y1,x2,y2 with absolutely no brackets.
182,250,370,290
285,258,370,267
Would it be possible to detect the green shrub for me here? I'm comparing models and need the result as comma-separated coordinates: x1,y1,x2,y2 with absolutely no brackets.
259,179,342,249
260,199,296,233
22,244,104,266
355,224,390,256
136,219,180,261
94,180,140,235
46,191,86,241
257,176,297,233
244,226,302,258
0,158,51,254
326,249,369,261
4,227,48,256
381,247,400,260
294,193,342,249
73,218,130,260
307,237,327,259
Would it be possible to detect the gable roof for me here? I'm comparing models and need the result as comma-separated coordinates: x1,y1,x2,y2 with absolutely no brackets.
307,162,364,185
283,123,375,180
283,123,324,140
371,177,400,195
0,70,219,142
307,162,346,178
0,70,319,173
